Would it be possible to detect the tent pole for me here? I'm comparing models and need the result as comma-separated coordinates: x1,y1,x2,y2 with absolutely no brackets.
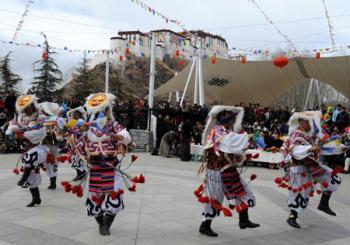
194,55,199,105
176,91,180,103
315,79,321,108
105,51,110,93
198,51,204,106
147,32,156,130
168,92,172,103
180,57,197,107
304,79,314,111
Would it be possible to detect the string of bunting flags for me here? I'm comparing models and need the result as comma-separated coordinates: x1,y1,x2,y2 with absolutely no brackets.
10,0,34,42
321,0,336,49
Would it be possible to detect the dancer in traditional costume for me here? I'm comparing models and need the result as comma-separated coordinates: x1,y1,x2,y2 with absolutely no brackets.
60,93,145,236
195,106,259,237
7,94,58,207
277,111,341,229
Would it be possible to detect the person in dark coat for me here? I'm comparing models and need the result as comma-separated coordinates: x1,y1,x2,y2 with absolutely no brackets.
335,107,349,132
179,118,192,161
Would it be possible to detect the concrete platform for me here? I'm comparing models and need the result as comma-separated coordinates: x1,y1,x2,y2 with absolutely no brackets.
0,153,349,245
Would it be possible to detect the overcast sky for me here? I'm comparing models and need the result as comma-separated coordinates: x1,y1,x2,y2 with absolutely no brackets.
0,0,349,92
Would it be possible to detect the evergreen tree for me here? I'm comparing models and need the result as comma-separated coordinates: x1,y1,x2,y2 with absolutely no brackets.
0,52,22,96
31,33,62,100
73,54,91,100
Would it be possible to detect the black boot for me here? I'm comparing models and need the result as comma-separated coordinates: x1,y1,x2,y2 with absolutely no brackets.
27,187,41,207
287,210,300,228
95,214,104,235
239,209,260,229
318,191,336,216
48,177,57,190
73,170,86,181
100,213,116,236
199,220,218,237
17,167,31,187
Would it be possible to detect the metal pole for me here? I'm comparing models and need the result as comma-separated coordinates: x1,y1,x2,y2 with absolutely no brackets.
105,51,110,93
176,91,180,102
180,57,197,107
315,79,321,107
168,92,173,103
304,79,314,111
198,52,204,106
194,55,199,104
147,32,157,130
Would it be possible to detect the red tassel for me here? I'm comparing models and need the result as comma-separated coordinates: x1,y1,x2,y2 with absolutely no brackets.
131,154,138,162
223,208,232,217
316,189,322,195
128,184,136,192
71,185,79,194
240,202,249,210
292,189,298,193
250,174,257,181
138,174,145,183
64,185,72,193
274,177,282,184
110,191,119,200
47,153,56,164
252,154,259,159
279,183,288,188
236,206,242,213
229,204,235,210
321,181,329,189
282,177,289,182
194,184,204,197
309,191,314,197
302,181,312,190
131,176,139,183
198,196,209,204
297,186,303,192
331,167,342,176
61,181,69,187
91,195,98,203
245,153,252,159
76,190,83,198
287,186,292,191
12,168,20,175
301,172,306,178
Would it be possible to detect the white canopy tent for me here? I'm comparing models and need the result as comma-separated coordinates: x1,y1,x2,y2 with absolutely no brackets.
154,56,350,106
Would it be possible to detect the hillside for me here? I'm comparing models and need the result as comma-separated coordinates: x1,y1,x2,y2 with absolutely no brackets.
60,54,188,100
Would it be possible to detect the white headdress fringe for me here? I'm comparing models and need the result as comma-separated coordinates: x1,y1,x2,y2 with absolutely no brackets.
288,111,323,138
67,106,87,120
202,106,244,145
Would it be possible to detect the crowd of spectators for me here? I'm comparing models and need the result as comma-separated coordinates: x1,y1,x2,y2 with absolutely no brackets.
1,93,350,172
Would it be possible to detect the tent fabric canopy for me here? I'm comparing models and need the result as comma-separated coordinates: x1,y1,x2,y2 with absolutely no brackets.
154,56,350,106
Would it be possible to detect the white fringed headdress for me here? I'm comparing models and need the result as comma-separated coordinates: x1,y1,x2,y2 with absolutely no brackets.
202,106,244,145
67,106,87,120
288,111,323,138
85,92,116,121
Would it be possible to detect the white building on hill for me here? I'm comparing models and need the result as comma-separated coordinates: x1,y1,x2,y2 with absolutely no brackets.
89,29,228,67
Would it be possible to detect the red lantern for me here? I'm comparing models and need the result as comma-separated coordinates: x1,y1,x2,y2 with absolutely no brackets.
119,55,123,62
272,56,289,69
42,51,47,61
241,56,246,64
125,48,129,56
211,56,216,64
316,51,321,59
175,50,179,57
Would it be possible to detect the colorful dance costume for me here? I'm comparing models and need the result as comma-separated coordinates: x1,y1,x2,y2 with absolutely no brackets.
195,106,259,237
60,93,145,236
276,111,341,228
7,95,58,207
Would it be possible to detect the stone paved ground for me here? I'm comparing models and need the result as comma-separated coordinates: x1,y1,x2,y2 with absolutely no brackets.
0,153,349,245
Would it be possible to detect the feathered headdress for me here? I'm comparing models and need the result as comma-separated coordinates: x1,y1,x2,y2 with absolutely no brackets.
288,111,323,138
202,106,244,145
